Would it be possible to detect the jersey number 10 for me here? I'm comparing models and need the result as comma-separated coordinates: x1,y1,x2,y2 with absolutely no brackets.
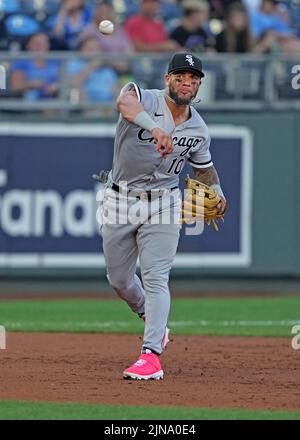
167,158,185,175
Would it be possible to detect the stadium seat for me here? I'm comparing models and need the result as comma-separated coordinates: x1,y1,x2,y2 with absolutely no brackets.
4,13,40,36
0,13,41,50
160,1,182,22
0,0,21,14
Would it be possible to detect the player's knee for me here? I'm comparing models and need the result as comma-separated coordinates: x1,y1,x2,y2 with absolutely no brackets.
106,272,133,291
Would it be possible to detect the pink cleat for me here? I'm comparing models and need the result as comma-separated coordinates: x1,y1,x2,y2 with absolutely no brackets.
123,353,164,381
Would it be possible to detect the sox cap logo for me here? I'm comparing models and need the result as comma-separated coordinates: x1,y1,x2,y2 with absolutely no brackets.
185,55,195,67
167,53,205,78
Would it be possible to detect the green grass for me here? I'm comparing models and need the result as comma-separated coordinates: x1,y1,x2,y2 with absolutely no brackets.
0,297,300,337
1,298,299,420
0,400,299,420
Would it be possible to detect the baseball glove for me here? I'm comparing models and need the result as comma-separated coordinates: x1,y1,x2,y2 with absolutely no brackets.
181,175,225,231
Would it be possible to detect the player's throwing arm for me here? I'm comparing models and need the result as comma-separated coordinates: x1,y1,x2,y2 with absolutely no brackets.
117,91,174,158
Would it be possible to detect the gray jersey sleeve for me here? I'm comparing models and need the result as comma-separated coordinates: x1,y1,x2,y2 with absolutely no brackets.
119,82,156,114
119,82,141,100
187,134,213,169
140,88,156,113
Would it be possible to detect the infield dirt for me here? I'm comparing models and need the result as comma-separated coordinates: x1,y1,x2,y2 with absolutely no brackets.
0,333,299,410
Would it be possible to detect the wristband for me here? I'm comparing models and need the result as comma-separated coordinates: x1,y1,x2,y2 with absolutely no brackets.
133,111,159,133
211,184,225,200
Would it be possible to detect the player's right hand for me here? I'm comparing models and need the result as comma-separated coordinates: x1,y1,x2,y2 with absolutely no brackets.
151,128,174,159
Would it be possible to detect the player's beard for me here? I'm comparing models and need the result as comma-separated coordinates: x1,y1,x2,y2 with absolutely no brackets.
168,82,198,106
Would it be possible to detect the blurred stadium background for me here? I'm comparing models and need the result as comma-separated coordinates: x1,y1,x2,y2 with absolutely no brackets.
0,0,300,291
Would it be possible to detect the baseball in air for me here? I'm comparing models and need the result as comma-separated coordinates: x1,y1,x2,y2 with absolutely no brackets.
99,20,114,35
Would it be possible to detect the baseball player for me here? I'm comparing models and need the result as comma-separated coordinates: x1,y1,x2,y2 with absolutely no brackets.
99,53,226,380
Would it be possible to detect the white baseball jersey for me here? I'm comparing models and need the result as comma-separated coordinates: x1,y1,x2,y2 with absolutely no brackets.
111,85,213,190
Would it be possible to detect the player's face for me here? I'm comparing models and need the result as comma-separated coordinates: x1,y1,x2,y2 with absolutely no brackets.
166,71,202,105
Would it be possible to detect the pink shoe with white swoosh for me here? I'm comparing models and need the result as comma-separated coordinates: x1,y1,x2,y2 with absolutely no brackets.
123,353,164,381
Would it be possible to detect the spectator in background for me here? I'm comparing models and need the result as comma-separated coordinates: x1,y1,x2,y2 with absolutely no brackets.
79,1,134,53
242,0,261,13
209,0,242,19
215,3,253,52
66,36,119,103
250,0,300,52
170,0,215,52
52,0,92,50
215,2,286,53
10,32,60,100
282,0,300,37
124,0,180,52
250,0,292,38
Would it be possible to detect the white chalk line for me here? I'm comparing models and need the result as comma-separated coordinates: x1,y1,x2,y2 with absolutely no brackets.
2,319,300,330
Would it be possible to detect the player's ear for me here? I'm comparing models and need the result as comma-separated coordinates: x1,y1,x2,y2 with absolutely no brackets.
165,74,171,87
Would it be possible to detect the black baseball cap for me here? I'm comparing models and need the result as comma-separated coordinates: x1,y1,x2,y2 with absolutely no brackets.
168,53,205,78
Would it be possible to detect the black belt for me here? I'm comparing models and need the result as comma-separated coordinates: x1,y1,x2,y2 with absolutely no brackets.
111,183,178,201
